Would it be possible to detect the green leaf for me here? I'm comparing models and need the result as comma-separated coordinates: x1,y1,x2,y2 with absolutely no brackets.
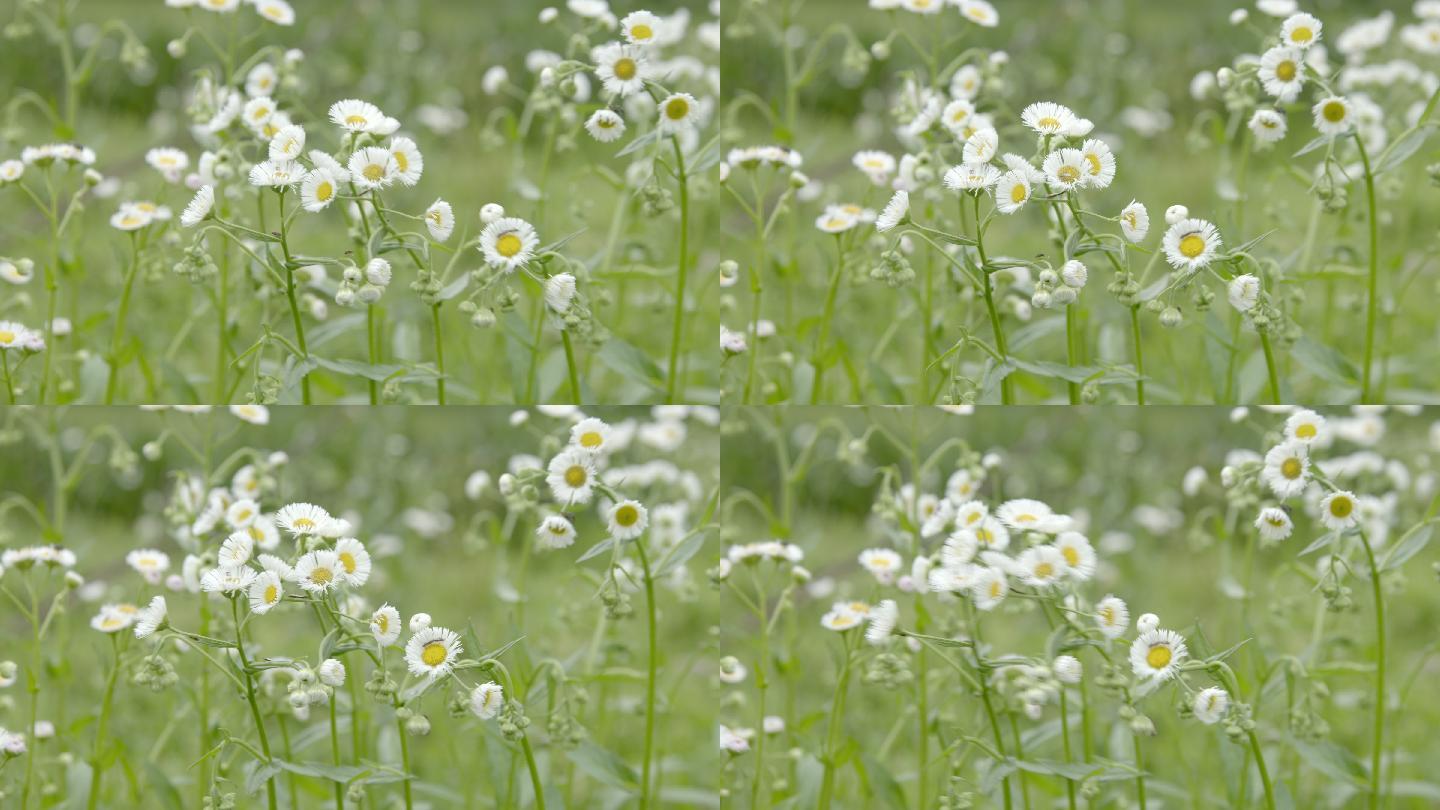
1374,123,1437,174
576,538,615,564
272,758,408,785
1297,531,1338,556
146,763,186,810
1290,336,1359,386
857,755,907,810
436,274,470,302
312,356,408,382
597,338,664,392
1286,738,1366,786
1292,134,1332,159
1379,523,1435,571
656,531,707,577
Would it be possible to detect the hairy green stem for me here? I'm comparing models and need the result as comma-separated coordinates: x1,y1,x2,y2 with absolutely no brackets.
812,236,844,404
636,541,659,810
665,136,691,403
431,304,447,405
1355,134,1381,403
817,632,856,810
232,599,278,810
104,233,140,404
973,194,1012,404
85,635,122,809
1359,534,1386,808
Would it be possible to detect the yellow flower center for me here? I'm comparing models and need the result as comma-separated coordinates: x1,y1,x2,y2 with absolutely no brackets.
1100,606,1115,625
1062,546,1079,566
1329,497,1353,518
315,181,334,202
0,330,13,344
976,528,993,544
1291,26,1313,43
1016,513,1036,524
1010,183,1027,203
345,115,367,126
614,58,637,80
1057,165,1080,184
1323,101,1346,123
615,505,639,527
1146,644,1172,669
309,567,332,585
1038,116,1060,130
1276,60,1297,82
1033,562,1054,579
1296,423,1317,439
363,163,385,181
1085,153,1102,175
564,465,587,487
1281,458,1302,479
1179,233,1206,259
294,518,315,531
394,151,409,172
989,580,1002,598
580,431,603,448
264,584,278,604
339,552,356,573
497,233,523,257
375,614,389,633
631,23,653,40
421,641,448,667
665,98,690,120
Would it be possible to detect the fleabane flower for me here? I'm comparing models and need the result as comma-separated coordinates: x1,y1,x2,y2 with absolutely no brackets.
537,514,577,549
546,448,597,505
329,99,386,134
1262,441,1309,499
134,596,168,639
1248,109,1288,144
371,604,402,646
958,0,999,27
593,43,650,97
1078,139,1116,188
585,109,626,143
1042,148,1088,190
470,682,505,719
607,500,649,540
1227,274,1261,312
970,566,1008,610
876,190,909,231
1119,200,1150,243
657,93,700,134
1130,627,1187,682
1054,532,1097,580
348,147,398,190
249,570,284,614
994,171,1032,214
181,185,215,227
1021,101,1076,136
1162,218,1223,272
571,417,613,454
865,599,899,645
943,162,1000,192
1319,490,1360,531
424,199,454,241
405,625,463,679
1194,687,1230,724
1255,506,1294,542
1017,545,1066,588
620,10,662,45
294,550,341,594
268,125,306,162
249,160,303,188
480,217,540,273
1284,409,1326,444
334,538,371,586
389,137,424,186
1095,595,1130,638
1282,12,1322,48
301,169,341,212
276,502,332,536
859,548,903,584
1312,95,1352,136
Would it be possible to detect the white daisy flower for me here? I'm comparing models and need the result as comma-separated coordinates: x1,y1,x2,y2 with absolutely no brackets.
249,160,303,188
329,99,386,133
1053,655,1082,684
246,62,278,97
1042,148,1088,190
943,162,1001,191
254,0,295,25
620,10,662,45
180,185,215,227
1312,95,1352,136
134,596,168,639
1282,12,1322,48
110,206,153,231
276,503,332,536
874,191,909,233
405,625,463,679
585,109,626,142
1078,139,1116,188
970,566,1008,610
268,125,306,162
348,147,398,191
607,500,649,540
941,99,977,134
996,499,1055,532
294,551,341,594
389,137,424,186
145,147,189,177
1248,109,1288,143
1284,409,1326,444
0,159,26,183
593,43,650,97
423,199,455,241
371,604,402,646
470,682,505,719
1227,274,1261,312
125,549,171,584
959,0,999,27
1255,506,1294,542
994,171,1032,214
1054,532,1097,580
1130,627,1187,682
219,532,255,567
545,273,577,313
1258,47,1305,102
859,548,904,584
201,565,257,594
546,448,597,505
242,97,278,128
1162,218,1223,272
815,209,858,233
91,605,136,634
865,599,899,645
656,93,700,134
537,514,577,549
1319,490,1360,530
335,538,372,586
570,418,613,453
301,169,341,212
962,128,999,164
853,150,897,182
1095,594,1130,638
1262,441,1310,499
1194,687,1230,724
1118,200,1150,243
309,150,351,182
248,570,284,614
1021,101,1077,136
1017,545,1066,588
821,607,863,631
479,216,540,273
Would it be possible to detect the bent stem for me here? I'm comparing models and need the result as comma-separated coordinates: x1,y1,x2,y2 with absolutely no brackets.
1355,133,1380,403
1359,533,1386,809
104,232,140,404
520,733,548,810
812,235,845,404
636,541,659,810
664,135,691,403
1259,330,1281,404
232,598,279,810
817,630,857,810
276,190,312,404
561,329,581,404
85,634,121,810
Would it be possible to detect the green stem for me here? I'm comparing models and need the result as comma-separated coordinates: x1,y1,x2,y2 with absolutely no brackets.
2,352,14,403
1355,133,1381,403
1133,730,1147,810
431,303,447,405
396,710,414,810
817,632,856,810
1059,689,1077,810
973,194,1012,404
104,233,140,404
664,136,691,403
215,244,230,402
636,541,659,810
812,236,844,404
277,191,311,404
329,694,344,810
1065,306,1080,404
561,329,581,404
1010,713,1032,810
1259,330,1281,404
366,306,379,404
1359,535,1386,809
916,641,929,810
520,734,548,810
232,599,279,810
1130,306,1146,405
971,610,1012,809
85,635,122,809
